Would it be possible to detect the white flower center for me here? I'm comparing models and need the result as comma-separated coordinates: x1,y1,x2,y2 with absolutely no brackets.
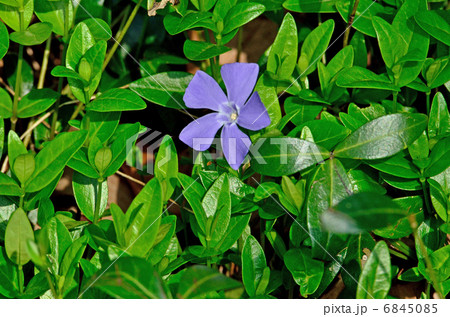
230,112,238,121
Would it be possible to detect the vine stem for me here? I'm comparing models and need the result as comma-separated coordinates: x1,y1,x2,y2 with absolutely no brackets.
18,265,24,294
343,0,360,47
45,271,58,299
236,27,243,62
38,37,52,89
408,214,443,299
102,0,143,71
11,44,23,132
426,91,431,115
93,178,104,224
392,91,398,113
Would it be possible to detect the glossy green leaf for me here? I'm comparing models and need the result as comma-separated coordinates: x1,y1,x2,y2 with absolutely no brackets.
9,22,52,46
124,178,163,257
322,192,408,234
163,11,213,35
336,66,399,91
424,137,450,177
242,235,268,297
284,248,324,297
267,13,297,79
88,257,169,299
298,19,334,77
176,265,241,299
428,92,450,140
356,241,391,299
12,153,35,184
222,2,265,34
0,0,33,32
130,72,193,109
35,0,74,37
87,89,145,112
0,20,8,59
5,208,34,266
154,135,178,202
72,171,108,222
0,88,13,118
0,173,21,196
415,10,450,46
334,113,427,159
183,40,230,61
17,89,59,118
25,130,88,192
250,137,330,176
283,0,337,13
307,158,351,260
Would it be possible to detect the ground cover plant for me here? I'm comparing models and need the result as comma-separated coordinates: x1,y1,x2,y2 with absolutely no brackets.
0,0,449,299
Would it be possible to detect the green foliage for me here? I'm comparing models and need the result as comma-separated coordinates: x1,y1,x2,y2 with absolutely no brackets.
0,0,448,300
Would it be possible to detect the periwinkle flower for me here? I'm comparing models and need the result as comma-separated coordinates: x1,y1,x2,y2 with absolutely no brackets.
179,63,271,170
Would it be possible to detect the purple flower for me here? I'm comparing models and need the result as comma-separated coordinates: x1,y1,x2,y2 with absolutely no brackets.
179,63,270,170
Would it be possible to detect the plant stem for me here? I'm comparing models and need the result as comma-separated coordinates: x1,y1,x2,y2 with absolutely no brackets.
49,42,68,140
93,178,104,224
38,37,52,89
18,265,24,294
260,218,265,251
11,44,24,131
236,27,243,62
426,91,430,115
102,0,143,71
408,214,443,299
392,91,398,113
343,0,360,47
45,271,58,299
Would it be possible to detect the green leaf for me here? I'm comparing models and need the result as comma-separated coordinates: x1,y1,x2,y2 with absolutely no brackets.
124,178,163,257
283,0,337,13
59,236,88,295
72,171,108,222
284,248,324,297
334,113,428,159
25,130,88,192
428,92,450,140
154,135,178,202
0,88,13,118
0,246,18,298
87,88,146,112
423,57,450,89
254,73,282,129
202,174,231,248
51,66,86,83
178,173,207,233
12,153,35,184
242,235,268,297
9,22,52,46
183,40,230,61
356,241,391,299
0,173,22,196
5,208,34,266
66,22,95,71
267,13,297,79
250,137,330,176
424,137,450,177
298,19,334,77
284,96,323,126
176,265,241,299
88,257,169,299
82,18,112,41
0,0,33,32
222,2,265,34
17,89,59,118
130,72,193,109
148,215,177,266
368,153,420,179
35,0,74,36
0,21,9,60
336,0,392,37
307,158,351,260
163,11,213,35
336,66,400,91
374,196,424,239
322,192,408,234
8,130,27,169
415,10,450,46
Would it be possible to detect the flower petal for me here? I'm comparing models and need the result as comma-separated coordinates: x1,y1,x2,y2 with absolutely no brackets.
237,92,271,130
221,63,259,107
183,70,228,111
221,123,251,170
179,113,223,151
